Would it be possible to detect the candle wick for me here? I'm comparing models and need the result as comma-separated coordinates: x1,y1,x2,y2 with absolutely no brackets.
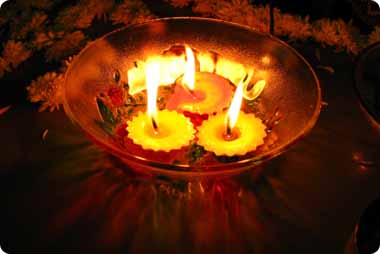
226,116,232,136
242,73,249,83
186,86,195,95
223,121,239,141
226,124,232,136
151,117,159,132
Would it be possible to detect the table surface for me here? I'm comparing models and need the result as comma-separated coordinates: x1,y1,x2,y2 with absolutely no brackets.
0,43,380,254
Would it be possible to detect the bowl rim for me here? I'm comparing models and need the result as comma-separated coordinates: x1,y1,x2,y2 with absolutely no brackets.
63,17,322,177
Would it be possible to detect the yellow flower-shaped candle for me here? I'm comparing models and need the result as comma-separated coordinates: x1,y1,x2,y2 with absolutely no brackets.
197,71,267,156
126,57,195,152
197,112,267,156
127,110,195,152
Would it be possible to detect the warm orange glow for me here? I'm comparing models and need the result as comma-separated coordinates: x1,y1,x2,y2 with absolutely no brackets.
253,79,266,96
182,45,196,90
145,58,161,126
226,70,253,130
127,49,251,95
216,58,246,85
127,56,186,95
198,52,215,73
127,62,146,95
261,56,271,65
159,55,186,85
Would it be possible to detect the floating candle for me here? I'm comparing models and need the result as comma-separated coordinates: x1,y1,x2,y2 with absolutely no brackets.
197,113,267,156
166,46,233,114
127,59,195,152
197,72,267,156
127,110,195,152
166,72,233,114
126,44,255,103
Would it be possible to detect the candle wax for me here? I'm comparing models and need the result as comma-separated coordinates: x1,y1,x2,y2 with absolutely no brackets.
197,112,267,156
127,109,195,152
166,72,234,115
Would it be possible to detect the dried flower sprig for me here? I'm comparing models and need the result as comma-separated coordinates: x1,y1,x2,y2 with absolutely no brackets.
55,0,115,30
0,40,32,78
27,72,64,112
2,40,32,68
192,0,218,17
14,0,380,112
26,54,76,112
215,0,255,24
368,26,380,46
275,11,312,41
110,0,156,26
17,0,54,11
31,31,65,50
12,12,48,40
169,0,359,54
165,0,193,8
44,31,87,62
312,19,359,54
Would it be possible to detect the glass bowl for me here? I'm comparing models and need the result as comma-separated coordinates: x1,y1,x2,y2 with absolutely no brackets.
63,17,321,178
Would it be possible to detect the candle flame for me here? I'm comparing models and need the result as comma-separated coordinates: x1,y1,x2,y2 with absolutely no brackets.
226,70,253,130
182,45,195,90
145,58,161,126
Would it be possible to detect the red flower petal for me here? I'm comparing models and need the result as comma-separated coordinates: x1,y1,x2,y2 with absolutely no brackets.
183,111,209,127
108,87,124,106
115,123,128,138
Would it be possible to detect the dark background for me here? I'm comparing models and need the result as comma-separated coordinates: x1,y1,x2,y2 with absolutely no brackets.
0,0,379,107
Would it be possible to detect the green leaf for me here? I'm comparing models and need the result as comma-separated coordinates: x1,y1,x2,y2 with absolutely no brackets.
188,143,205,164
97,98,116,125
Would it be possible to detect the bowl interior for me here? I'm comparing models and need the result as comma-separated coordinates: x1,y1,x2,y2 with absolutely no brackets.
63,17,321,176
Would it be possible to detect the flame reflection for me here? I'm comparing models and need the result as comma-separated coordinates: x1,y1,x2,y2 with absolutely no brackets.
183,45,196,90
126,46,263,100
